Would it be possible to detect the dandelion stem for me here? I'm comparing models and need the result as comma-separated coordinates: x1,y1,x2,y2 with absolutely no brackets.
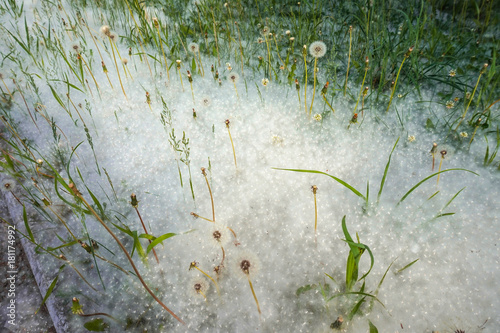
134,206,160,264
386,47,413,113
344,26,353,96
303,46,308,116
201,168,215,222
309,58,318,114
455,65,487,131
193,266,220,296
247,275,261,315
154,22,170,81
109,38,127,100
226,120,237,169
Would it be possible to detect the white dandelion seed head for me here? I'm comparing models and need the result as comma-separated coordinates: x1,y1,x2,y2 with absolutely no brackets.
285,30,291,35
228,72,240,83
121,58,129,65
187,276,209,300
260,26,270,36
70,43,81,54
309,41,327,58
201,96,211,107
257,37,264,44
289,37,295,41
208,223,231,248
100,25,111,37
1,177,17,193
188,42,199,53
232,250,260,280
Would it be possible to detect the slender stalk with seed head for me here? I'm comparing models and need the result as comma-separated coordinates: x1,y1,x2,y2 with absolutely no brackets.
386,46,413,113
235,254,261,317
153,18,170,81
12,79,39,131
309,41,327,114
68,183,185,324
228,72,240,99
312,185,318,241
436,150,447,186
176,60,184,91
468,118,482,147
187,70,195,104
145,91,153,113
455,63,488,131
108,34,127,99
361,86,369,117
130,193,159,264
344,26,353,96
189,261,220,295
430,142,437,171
225,119,237,169
303,45,308,115
201,167,215,222
353,57,369,114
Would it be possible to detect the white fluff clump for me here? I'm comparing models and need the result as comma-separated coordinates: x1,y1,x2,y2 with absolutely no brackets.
309,41,327,58
231,250,260,280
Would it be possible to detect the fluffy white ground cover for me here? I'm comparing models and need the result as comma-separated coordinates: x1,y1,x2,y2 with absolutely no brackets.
1,1,499,332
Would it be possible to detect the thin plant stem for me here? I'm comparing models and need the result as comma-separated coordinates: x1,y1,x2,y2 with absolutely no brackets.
309,57,318,114
154,20,170,81
455,64,488,131
69,184,185,325
386,47,413,113
303,46,308,115
247,275,261,315
353,57,369,114
191,263,220,295
109,38,127,99
201,168,215,222
344,26,353,97
225,120,237,169
312,185,318,240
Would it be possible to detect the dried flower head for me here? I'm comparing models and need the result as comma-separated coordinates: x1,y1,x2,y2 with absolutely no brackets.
261,78,269,86
459,132,468,138
209,223,230,248
232,250,260,279
285,30,291,35
260,26,270,36
408,135,416,142
228,72,240,83
70,43,81,54
187,277,209,300
100,25,111,37
309,41,327,58
1,177,16,193
446,100,455,109
257,37,264,44
449,69,457,77
121,58,129,65
188,42,199,53
313,113,322,121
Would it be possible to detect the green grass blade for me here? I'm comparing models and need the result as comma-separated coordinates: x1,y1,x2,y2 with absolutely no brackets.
274,168,365,200
146,232,177,254
397,168,479,205
396,258,419,274
377,137,399,204
369,320,379,333
36,265,65,314
22,204,35,243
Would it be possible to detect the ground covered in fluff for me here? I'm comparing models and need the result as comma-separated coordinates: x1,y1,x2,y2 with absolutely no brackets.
1,0,499,332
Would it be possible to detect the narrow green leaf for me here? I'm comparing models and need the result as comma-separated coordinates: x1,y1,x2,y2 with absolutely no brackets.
36,265,65,314
397,258,419,274
274,168,366,200
296,284,317,296
377,137,399,204
23,205,34,243
84,318,109,331
146,232,176,254
369,320,379,333
398,168,479,205
347,297,365,320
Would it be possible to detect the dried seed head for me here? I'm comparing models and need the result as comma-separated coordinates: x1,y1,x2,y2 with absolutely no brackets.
232,250,260,279
121,58,129,65
228,72,240,83
100,25,111,37
188,42,199,53
1,177,16,193
309,41,327,58
187,277,209,300
130,193,139,208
